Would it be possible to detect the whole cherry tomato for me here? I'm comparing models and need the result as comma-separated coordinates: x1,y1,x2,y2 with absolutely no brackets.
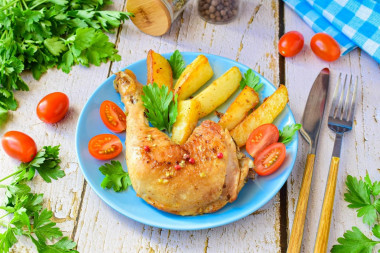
2,131,37,162
310,33,341,62
278,31,304,57
88,134,123,160
246,124,279,159
36,92,69,123
100,101,126,133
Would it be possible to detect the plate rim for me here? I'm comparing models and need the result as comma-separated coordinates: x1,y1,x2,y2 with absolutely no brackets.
75,52,298,230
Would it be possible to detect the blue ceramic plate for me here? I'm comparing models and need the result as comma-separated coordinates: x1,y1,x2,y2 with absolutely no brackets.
76,52,298,230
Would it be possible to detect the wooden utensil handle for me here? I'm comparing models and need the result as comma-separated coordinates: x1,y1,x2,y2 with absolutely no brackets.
314,157,340,253
287,154,316,253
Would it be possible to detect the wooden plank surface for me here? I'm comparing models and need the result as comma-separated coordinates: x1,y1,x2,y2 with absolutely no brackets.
1,0,379,252
284,5,380,253
74,1,283,252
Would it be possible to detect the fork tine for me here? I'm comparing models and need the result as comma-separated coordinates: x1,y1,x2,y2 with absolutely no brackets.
342,75,352,120
335,74,348,119
329,73,342,118
348,76,358,123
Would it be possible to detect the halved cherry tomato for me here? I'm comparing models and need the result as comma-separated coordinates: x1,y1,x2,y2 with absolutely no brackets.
2,131,37,162
254,142,286,176
246,124,279,159
310,33,340,62
88,134,123,160
37,92,69,124
278,31,304,57
100,101,126,133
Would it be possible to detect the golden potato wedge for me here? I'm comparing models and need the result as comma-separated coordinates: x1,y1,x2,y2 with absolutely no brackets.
230,85,289,147
174,55,213,100
218,86,260,130
147,49,173,91
171,99,200,144
193,66,242,118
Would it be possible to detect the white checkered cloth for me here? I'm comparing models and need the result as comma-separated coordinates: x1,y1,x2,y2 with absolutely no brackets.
284,0,380,63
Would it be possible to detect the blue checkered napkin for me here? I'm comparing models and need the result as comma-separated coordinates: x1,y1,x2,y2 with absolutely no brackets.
284,0,380,63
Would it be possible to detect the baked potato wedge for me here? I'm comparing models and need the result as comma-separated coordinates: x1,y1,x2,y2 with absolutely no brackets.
230,85,289,147
171,99,200,144
147,49,173,91
218,86,260,131
174,55,213,100
193,66,242,118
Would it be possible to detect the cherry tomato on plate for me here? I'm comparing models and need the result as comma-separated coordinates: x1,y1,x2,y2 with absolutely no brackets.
310,33,341,62
1,131,37,162
36,92,69,124
246,124,279,159
278,31,304,57
88,134,123,160
254,142,286,176
100,101,126,133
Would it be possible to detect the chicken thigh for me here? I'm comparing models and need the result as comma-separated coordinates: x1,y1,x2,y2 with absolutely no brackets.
114,69,251,215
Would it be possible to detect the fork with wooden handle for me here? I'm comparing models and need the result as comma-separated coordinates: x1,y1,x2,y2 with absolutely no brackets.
314,74,358,253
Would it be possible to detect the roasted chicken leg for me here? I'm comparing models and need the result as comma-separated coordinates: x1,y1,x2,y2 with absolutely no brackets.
114,69,251,215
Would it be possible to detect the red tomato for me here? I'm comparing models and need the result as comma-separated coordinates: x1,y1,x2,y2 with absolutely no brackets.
100,101,126,133
88,134,122,160
278,31,304,57
254,142,286,176
36,92,69,124
246,124,279,159
310,33,341,62
2,131,37,162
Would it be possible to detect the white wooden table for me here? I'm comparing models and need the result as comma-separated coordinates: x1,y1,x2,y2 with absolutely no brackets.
1,1,379,252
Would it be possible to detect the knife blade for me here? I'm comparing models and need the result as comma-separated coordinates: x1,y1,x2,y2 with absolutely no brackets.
300,68,330,154
287,68,330,253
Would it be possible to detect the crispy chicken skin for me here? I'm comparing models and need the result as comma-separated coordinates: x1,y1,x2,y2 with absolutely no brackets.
114,69,251,215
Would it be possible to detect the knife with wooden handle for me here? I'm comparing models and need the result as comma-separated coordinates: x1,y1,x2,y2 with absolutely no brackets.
287,68,330,253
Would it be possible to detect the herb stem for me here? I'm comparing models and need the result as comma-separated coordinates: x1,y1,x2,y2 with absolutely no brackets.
0,220,8,227
0,212,10,220
0,167,24,183
0,0,19,11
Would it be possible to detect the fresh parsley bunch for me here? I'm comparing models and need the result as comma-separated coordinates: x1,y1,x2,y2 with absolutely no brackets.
331,172,380,253
0,0,133,126
0,145,78,252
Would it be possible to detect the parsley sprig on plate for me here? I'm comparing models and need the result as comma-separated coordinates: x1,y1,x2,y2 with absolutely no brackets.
0,0,133,126
279,124,301,144
99,160,131,192
141,83,178,133
240,69,263,91
331,172,380,252
0,146,78,252
168,50,186,79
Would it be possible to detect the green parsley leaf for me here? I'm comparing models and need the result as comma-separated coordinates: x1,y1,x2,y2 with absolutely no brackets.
168,50,186,79
44,38,67,56
0,226,18,253
240,69,263,91
141,83,178,133
31,236,79,253
0,107,8,127
32,209,63,243
33,146,65,183
99,160,131,192
279,124,301,144
331,226,380,253
373,224,380,239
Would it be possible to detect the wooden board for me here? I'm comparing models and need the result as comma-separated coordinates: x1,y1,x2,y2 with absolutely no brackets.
0,1,379,252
